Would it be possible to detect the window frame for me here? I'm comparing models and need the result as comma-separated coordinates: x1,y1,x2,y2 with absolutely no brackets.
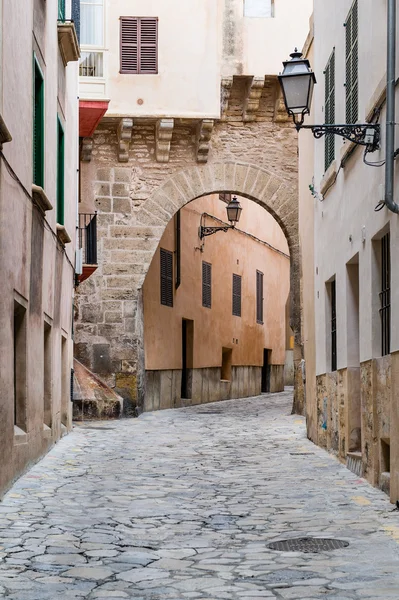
160,248,174,308
243,0,274,18
202,261,212,309
345,0,358,124
380,232,391,357
324,48,335,172
120,16,158,75
33,55,45,189
79,0,105,79
57,116,65,226
256,270,264,324
232,274,242,317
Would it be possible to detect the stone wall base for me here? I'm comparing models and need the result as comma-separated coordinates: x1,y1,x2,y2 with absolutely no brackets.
144,365,285,411
315,356,396,500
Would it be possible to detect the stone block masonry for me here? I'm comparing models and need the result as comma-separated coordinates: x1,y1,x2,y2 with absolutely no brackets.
76,77,303,415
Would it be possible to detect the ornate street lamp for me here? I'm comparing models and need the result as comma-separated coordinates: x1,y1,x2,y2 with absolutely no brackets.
279,49,380,151
199,196,243,239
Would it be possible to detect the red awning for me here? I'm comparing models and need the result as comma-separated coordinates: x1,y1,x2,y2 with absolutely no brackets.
79,100,109,137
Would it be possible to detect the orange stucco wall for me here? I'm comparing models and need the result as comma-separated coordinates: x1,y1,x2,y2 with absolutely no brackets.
143,195,290,372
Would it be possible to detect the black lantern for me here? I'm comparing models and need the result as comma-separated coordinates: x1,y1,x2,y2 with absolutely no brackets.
226,196,242,226
278,49,380,151
278,49,316,129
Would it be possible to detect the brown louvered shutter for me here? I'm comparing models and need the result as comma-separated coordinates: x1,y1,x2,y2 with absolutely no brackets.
256,270,264,324
160,248,173,307
232,274,242,317
139,18,158,74
120,18,138,74
202,262,212,308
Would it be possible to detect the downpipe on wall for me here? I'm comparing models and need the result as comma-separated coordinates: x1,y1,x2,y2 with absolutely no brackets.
384,0,399,213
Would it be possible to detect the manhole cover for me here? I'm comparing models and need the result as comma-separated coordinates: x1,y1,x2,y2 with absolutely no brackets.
267,537,349,553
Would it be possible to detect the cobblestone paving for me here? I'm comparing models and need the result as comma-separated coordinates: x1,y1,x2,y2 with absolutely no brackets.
1,391,399,599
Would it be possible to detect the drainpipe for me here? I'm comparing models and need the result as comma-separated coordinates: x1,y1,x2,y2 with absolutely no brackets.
384,0,399,213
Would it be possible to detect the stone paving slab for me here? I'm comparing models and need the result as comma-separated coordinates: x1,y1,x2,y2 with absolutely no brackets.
0,391,399,599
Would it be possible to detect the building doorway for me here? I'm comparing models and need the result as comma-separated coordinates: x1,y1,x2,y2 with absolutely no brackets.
261,349,271,393
181,319,193,400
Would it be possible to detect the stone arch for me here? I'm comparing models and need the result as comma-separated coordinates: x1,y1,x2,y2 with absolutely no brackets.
136,161,302,412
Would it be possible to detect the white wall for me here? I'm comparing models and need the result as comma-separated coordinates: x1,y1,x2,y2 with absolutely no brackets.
311,0,399,375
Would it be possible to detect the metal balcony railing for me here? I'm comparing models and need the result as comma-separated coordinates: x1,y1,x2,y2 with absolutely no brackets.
78,213,97,265
58,0,66,21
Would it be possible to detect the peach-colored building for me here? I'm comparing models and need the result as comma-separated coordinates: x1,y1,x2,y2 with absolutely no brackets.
143,195,290,409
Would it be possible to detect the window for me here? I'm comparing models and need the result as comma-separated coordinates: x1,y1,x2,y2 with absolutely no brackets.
219,192,231,203
345,0,358,124
330,280,337,371
324,49,335,172
58,0,65,21
57,117,65,225
244,0,273,17
232,274,242,317
380,232,391,356
160,248,173,307
202,262,212,308
33,58,44,188
79,0,104,77
256,270,263,324
14,300,27,431
120,17,158,74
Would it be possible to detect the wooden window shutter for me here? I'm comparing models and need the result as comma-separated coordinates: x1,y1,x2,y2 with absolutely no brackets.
345,0,358,124
256,270,264,324
160,248,173,307
139,18,158,74
202,262,212,308
232,274,242,317
324,49,335,172
120,18,138,74
120,17,158,74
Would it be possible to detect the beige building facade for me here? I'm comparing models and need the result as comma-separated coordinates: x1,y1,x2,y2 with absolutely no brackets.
299,1,399,502
0,1,79,496
75,0,312,415
143,195,290,410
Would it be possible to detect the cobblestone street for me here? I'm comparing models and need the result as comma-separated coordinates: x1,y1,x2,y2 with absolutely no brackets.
1,391,399,599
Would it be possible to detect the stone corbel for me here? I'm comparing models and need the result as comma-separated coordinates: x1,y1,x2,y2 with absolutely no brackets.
196,120,214,164
156,119,174,163
117,118,133,162
81,137,93,162
221,77,233,121
243,76,265,122
274,89,291,123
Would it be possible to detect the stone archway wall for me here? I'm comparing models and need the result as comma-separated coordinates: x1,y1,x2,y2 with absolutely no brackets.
75,105,303,415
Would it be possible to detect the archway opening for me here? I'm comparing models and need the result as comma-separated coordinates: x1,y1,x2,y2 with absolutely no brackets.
142,191,292,411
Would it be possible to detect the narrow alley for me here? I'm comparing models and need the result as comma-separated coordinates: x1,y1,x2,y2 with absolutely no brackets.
0,392,398,600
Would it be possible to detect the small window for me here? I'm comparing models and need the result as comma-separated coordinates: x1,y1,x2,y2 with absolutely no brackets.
324,49,335,172
33,58,44,188
256,270,263,324
232,274,242,317
345,0,358,124
219,192,231,203
160,248,173,307
380,232,390,356
44,322,52,428
120,17,158,74
202,261,212,308
57,117,65,225
244,0,273,18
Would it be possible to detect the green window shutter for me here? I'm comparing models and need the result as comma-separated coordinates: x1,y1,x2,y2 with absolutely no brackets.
33,59,44,188
324,49,335,172
345,0,358,124
160,248,173,307
232,274,242,317
202,261,212,308
58,0,65,21
57,118,65,225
